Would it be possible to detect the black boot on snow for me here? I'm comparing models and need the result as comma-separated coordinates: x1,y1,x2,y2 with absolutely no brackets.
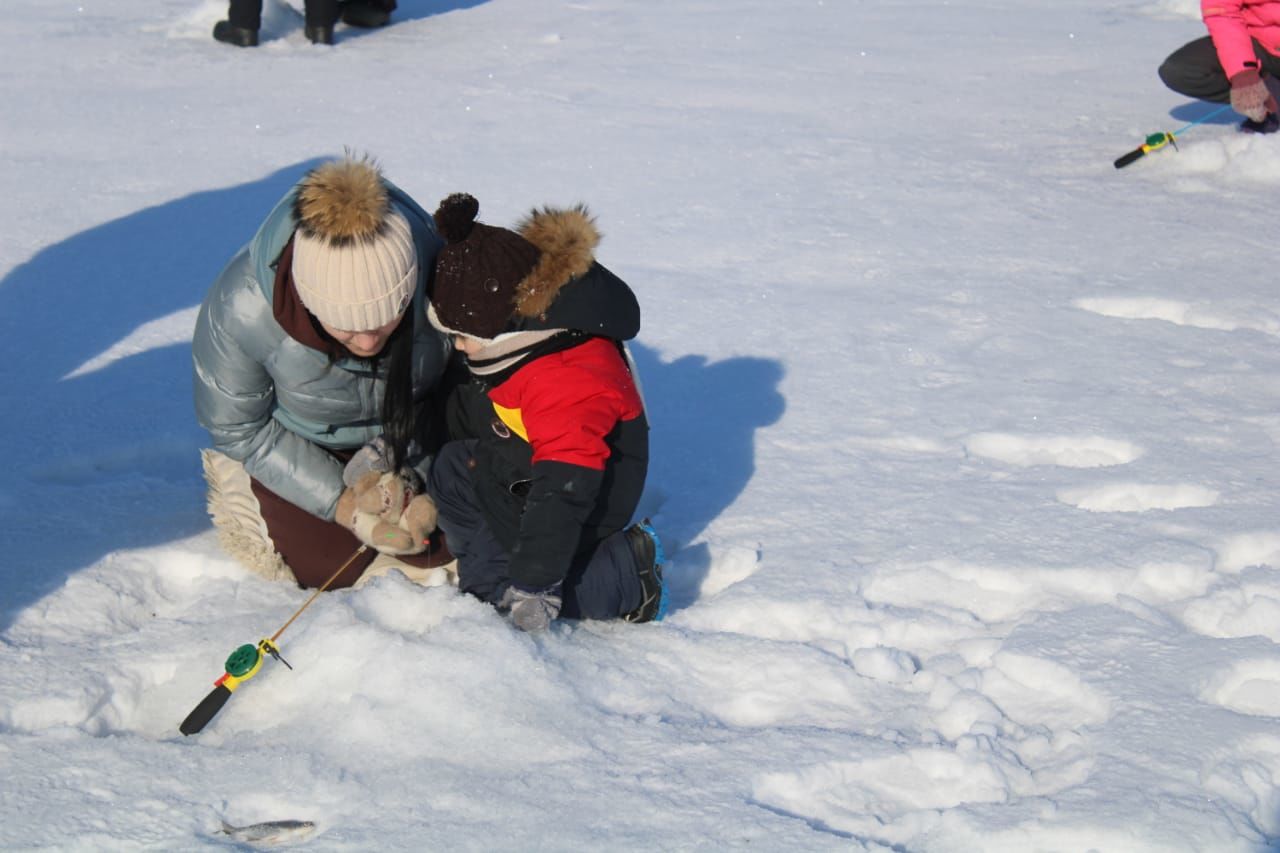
341,1,392,27
1241,112,1280,134
622,519,668,623
305,24,335,44
213,20,259,47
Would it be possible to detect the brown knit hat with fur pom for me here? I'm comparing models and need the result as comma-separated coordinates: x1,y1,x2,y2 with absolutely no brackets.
429,193,542,340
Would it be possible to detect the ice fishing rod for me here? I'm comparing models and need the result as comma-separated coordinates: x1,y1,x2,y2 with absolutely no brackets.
1114,103,1234,169
179,545,368,736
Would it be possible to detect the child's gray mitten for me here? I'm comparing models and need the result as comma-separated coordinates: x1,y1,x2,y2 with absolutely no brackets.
499,583,563,632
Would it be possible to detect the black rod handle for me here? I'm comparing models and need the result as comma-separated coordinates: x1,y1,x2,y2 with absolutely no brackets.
1114,146,1146,169
180,684,232,736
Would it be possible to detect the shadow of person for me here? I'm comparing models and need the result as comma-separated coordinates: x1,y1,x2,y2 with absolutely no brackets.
342,0,487,36
1168,102,1239,125
0,160,329,632
240,0,490,45
627,343,785,612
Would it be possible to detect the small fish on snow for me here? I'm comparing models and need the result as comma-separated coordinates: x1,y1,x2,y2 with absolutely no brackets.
219,819,316,845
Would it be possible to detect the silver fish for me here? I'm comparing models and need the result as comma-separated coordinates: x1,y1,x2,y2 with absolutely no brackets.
219,819,317,845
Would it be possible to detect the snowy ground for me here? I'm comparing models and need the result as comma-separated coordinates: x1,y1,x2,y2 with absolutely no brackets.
3,0,1280,848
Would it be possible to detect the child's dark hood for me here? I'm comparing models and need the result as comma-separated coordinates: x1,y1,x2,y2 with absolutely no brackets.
511,206,639,342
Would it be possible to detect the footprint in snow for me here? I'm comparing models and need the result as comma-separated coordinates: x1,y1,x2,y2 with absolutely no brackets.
980,651,1112,730
1074,296,1280,338
752,748,1016,839
657,542,763,618
964,432,1143,469
704,545,762,596
1212,531,1280,574
1200,733,1280,837
1055,482,1219,513
1201,659,1280,718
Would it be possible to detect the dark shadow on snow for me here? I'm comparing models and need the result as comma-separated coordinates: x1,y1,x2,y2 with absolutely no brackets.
0,156,786,630
628,345,785,613
384,0,488,24
332,0,487,44
1168,101,1239,125
0,160,330,631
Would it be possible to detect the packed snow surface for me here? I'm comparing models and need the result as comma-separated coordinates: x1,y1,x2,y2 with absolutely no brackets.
3,0,1280,848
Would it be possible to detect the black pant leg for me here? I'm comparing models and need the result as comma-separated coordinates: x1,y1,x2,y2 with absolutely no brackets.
305,0,341,28
427,440,642,620
428,440,512,605
1160,35,1280,102
1257,43,1280,80
558,529,643,621
227,0,263,29
1159,36,1231,102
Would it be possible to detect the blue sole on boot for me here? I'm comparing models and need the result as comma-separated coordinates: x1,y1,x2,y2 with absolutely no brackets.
637,520,669,621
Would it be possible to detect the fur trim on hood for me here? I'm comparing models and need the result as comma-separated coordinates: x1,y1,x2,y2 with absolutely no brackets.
513,205,599,320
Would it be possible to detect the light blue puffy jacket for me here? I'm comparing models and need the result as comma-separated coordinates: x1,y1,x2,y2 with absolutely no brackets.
192,177,449,519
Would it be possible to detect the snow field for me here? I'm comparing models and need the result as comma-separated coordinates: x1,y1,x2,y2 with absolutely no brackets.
4,0,1280,847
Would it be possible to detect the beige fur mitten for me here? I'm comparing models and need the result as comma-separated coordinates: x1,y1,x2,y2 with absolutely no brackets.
337,471,438,555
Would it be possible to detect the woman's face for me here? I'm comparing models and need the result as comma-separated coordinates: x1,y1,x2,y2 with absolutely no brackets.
320,314,403,357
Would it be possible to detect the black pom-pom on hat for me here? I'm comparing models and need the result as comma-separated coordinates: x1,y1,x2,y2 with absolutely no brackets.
434,193,480,244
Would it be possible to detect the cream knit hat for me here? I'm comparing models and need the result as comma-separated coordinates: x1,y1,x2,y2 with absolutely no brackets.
290,158,419,332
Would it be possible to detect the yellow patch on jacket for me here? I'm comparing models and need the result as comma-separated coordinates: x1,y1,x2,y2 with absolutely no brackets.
493,402,529,441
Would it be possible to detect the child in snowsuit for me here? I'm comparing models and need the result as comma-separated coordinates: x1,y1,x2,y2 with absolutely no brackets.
1159,0,1280,132
422,193,667,631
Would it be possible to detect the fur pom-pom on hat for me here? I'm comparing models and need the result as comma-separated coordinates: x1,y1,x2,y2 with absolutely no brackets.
290,156,418,332
433,193,480,244
294,157,391,244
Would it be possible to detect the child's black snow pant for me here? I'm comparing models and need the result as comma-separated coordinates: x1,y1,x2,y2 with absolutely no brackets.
427,440,645,620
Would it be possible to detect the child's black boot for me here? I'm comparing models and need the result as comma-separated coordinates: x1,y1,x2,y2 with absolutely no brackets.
623,519,668,623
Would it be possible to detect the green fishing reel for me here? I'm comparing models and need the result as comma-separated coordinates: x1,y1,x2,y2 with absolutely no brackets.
223,638,291,686
178,639,291,736
225,643,262,678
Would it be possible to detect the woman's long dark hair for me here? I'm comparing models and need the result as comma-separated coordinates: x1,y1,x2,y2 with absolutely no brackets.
314,309,418,467
377,314,417,467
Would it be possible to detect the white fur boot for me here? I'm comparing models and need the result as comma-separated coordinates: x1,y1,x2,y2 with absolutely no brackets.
201,449,295,584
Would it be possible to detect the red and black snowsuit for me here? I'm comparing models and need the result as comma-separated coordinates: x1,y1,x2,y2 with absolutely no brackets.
427,209,651,618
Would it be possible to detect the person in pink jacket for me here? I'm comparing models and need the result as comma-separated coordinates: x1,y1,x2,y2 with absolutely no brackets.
1159,0,1280,132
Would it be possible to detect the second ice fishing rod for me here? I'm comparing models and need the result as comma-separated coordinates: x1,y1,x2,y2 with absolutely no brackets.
179,545,368,736
1114,103,1234,169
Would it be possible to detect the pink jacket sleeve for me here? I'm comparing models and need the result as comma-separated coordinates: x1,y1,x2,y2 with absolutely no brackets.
1203,0,1260,78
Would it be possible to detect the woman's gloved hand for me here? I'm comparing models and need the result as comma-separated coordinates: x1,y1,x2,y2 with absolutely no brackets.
342,435,396,487
337,470,437,555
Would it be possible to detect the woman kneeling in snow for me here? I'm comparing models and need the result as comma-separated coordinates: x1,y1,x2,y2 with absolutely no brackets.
193,156,455,589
